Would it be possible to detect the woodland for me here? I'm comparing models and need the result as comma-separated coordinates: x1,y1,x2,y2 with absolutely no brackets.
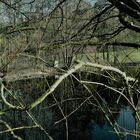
0,0,140,140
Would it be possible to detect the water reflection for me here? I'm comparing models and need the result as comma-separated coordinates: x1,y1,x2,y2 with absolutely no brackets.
0,77,139,140
0,105,137,140
91,107,135,140
47,105,136,140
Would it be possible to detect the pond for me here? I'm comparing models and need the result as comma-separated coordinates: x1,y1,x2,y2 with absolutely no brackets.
0,75,140,140
91,106,136,140
0,99,138,140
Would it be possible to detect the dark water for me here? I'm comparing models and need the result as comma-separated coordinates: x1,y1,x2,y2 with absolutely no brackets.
1,100,138,140
91,107,135,140
0,77,140,140
47,105,137,140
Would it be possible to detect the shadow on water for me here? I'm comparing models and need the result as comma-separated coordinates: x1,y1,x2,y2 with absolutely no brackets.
0,72,140,140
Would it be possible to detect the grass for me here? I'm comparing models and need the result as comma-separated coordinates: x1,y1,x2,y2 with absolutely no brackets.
77,48,140,64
